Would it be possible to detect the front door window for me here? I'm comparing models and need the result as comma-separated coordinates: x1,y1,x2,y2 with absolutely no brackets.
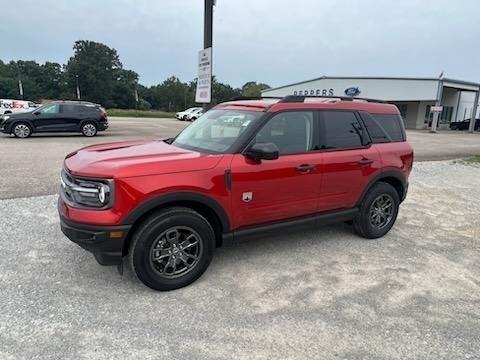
40,104,60,114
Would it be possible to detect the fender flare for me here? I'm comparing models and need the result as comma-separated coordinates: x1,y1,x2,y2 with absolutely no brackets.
356,170,408,206
122,192,231,233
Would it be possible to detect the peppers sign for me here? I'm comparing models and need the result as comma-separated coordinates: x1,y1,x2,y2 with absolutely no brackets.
195,47,212,103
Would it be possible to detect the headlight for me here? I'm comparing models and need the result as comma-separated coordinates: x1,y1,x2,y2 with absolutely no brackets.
3,115,10,121
60,169,113,208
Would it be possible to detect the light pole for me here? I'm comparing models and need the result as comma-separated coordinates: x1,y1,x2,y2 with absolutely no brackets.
134,81,139,115
203,0,214,111
18,79,24,100
75,75,81,100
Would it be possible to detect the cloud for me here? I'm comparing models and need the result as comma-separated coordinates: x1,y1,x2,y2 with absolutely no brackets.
1,0,479,87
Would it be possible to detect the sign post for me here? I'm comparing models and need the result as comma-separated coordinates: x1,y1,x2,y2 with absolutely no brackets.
196,0,214,108
195,47,212,104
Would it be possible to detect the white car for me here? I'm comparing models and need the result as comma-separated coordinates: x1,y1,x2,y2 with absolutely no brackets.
0,99,38,115
185,108,203,121
175,107,202,121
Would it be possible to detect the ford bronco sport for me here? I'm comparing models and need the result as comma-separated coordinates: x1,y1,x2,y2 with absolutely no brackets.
59,95,413,291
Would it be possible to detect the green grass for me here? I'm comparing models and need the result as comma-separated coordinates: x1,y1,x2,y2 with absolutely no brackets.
107,108,175,118
464,155,480,164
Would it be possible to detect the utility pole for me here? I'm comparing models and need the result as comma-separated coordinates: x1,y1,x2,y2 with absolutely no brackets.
203,0,214,111
75,75,81,100
134,82,139,116
18,79,24,100
204,0,214,50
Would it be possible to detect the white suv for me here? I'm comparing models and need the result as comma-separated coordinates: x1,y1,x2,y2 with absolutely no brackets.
185,108,203,121
175,107,202,121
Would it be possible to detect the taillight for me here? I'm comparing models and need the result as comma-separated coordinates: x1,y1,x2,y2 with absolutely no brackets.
100,107,107,118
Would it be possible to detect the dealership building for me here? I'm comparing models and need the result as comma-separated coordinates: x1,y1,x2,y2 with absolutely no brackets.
261,76,480,130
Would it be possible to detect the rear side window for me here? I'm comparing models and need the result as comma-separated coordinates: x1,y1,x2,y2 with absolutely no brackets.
321,111,365,149
363,114,405,143
62,104,80,113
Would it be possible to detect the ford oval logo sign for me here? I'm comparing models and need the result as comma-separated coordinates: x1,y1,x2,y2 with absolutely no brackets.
344,87,361,97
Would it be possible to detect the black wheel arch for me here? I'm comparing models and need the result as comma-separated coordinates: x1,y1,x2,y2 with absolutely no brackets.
9,119,35,133
79,118,99,129
121,192,231,255
357,170,407,207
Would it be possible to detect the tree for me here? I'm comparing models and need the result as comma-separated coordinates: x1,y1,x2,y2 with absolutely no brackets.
0,60,65,100
65,40,122,105
0,40,270,110
153,76,192,111
211,77,241,105
111,68,139,109
241,81,270,97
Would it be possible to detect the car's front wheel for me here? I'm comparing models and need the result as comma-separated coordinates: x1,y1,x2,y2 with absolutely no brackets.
81,122,97,137
353,182,400,239
12,122,32,138
129,207,215,291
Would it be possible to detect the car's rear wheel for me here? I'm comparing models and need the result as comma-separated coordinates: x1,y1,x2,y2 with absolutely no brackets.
12,122,32,138
128,207,215,291
81,122,97,137
353,182,399,239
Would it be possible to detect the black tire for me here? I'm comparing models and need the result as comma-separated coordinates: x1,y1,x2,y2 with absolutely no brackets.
128,207,215,291
81,122,97,137
12,122,32,138
353,182,400,239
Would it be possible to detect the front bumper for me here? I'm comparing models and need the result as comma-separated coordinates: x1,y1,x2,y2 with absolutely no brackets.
60,216,131,266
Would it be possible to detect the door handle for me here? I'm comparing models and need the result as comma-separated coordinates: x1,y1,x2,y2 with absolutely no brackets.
358,158,374,166
296,164,315,173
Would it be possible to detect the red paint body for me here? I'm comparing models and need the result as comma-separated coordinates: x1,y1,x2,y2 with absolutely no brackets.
59,100,413,233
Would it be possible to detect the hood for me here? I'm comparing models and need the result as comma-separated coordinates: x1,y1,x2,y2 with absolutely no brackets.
2,111,31,120
64,139,223,178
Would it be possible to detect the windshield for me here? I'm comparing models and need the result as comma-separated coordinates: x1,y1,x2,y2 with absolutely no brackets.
173,109,262,153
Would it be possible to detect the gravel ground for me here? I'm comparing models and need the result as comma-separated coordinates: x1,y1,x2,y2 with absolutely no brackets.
0,160,479,359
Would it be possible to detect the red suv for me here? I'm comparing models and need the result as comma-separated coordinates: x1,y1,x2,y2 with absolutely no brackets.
59,96,413,291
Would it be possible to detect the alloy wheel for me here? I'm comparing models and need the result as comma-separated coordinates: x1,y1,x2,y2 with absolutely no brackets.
14,124,30,138
369,194,394,230
149,226,203,278
83,124,96,136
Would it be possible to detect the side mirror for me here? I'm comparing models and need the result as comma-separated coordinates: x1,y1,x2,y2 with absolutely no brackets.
33,111,41,115
245,143,279,161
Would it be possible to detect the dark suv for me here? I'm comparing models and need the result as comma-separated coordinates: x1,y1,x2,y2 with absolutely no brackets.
0,101,108,138
58,96,414,291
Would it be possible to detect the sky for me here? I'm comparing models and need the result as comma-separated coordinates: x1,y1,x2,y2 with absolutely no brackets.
1,0,480,88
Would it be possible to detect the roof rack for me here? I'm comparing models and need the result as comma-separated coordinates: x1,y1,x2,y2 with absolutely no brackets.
278,95,387,103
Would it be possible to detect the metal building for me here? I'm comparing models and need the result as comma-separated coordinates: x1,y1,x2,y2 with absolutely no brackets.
262,76,480,131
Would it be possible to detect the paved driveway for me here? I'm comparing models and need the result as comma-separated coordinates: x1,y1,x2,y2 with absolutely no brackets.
1,160,479,359
1,117,480,199
407,130,480,161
